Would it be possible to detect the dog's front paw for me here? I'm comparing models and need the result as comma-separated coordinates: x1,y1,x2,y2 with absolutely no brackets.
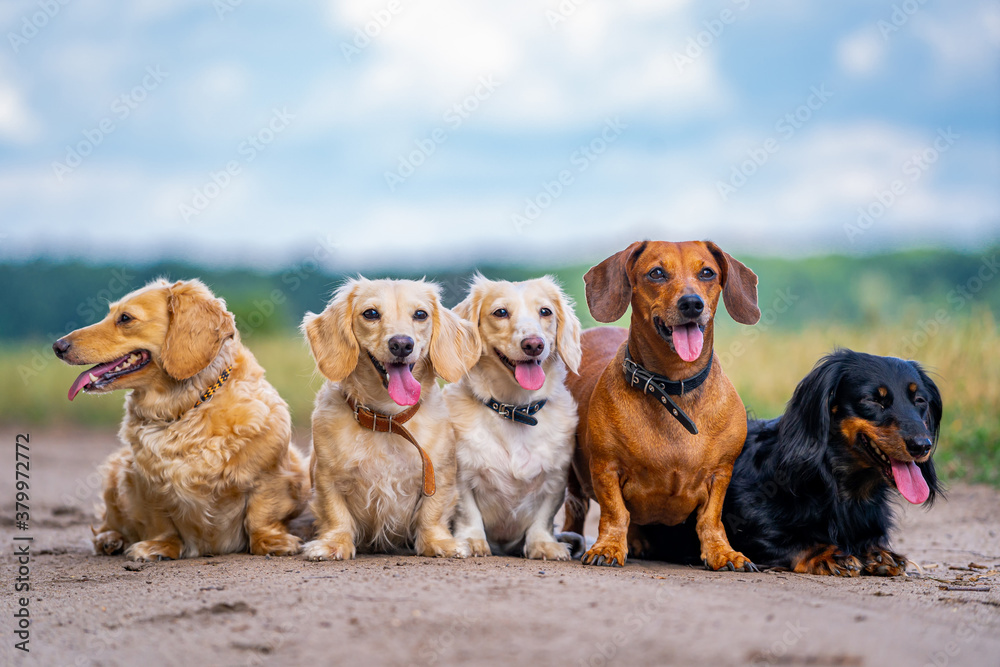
862,549,907,576
251,530,303,557
793,546,862,577
466,537,492,557
93,530,125,556
125,539,181,562
582,540,627,567
419,538,470,559
703,549,758,573
302,537,355,562
526,539,571,561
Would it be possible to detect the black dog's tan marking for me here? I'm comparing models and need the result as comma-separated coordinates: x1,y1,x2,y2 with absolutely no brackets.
720,349,943,576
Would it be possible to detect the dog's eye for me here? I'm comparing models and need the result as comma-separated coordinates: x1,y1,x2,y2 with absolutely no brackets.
539,307,553,317
117,313,133,325
492,308,509,318
413,310,428,321
699,267,717,280
914,395,927,408
362,309,380,321
648,267,665,281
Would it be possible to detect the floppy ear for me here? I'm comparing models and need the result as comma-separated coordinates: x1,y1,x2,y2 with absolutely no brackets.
545,278,582,374
583,241,646,323
704,241,761,325
451,278,486,353
430,301,481,383
773,351,848,483
160,280,236,380
301,283,359,382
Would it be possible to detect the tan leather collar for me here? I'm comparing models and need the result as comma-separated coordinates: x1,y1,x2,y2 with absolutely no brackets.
346,396,435,496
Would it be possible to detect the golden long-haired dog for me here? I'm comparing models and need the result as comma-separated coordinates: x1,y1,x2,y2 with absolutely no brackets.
301,278,480,561
53,279,309,561
445,276,583,559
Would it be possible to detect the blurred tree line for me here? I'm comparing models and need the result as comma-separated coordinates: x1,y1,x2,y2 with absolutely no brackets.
1,246,997,340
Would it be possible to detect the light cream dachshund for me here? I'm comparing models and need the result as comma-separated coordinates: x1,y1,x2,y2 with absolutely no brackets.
301,278,480,561
53,278,309,561
445,275,584,560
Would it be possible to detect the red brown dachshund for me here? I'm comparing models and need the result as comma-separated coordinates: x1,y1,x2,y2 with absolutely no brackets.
563,241,760,569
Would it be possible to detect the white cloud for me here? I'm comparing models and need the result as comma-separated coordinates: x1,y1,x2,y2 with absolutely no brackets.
837,27,885,76
0,61,40,143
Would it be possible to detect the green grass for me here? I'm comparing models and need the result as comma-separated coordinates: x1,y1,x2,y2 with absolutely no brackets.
5,309,997,486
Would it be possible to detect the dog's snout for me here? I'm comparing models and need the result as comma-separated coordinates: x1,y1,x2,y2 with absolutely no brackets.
905,436,933,459
521,337,545,357
387,335,414,359
53,338,71,359
677,294,704,319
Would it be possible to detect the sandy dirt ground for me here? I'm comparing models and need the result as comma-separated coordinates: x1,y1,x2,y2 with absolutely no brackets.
1,427,998,667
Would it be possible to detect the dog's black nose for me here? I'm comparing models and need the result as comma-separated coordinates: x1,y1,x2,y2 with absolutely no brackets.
53,338,71,359
388,336,414,359
906,436,933,459
521,337,545,357
677,295,704,319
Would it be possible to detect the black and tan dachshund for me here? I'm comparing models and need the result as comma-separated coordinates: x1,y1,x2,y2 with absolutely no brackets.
629,349,941,575
723,349,942,576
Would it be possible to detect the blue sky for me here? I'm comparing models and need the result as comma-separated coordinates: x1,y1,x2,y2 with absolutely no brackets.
0,0,997,270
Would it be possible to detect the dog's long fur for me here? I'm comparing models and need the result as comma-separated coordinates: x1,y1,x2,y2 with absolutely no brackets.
445,275,582,560
54,279,309,561
301,278,480,560
723,349,943,576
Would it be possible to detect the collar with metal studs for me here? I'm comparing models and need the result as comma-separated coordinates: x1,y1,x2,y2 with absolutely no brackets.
482,397,548,426
622,347,712,435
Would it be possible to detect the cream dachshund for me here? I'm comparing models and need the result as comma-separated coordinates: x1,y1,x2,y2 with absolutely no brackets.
53,278,309,561
445,275,583,560
301,278,480,561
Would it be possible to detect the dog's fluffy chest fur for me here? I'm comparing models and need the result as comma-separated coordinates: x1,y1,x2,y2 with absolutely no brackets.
311,381,454,551
449,382,576,543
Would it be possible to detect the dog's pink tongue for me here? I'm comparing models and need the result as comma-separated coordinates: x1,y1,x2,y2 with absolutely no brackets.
386,363,421,406
891,459,930,504
672,323,704,362
514,361,546,391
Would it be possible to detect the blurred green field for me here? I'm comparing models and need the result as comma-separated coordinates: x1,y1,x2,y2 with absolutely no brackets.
4,308,997,486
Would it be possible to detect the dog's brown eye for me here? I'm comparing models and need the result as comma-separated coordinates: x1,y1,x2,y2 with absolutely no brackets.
540,307,552,317
362,308,380,321
117,313,133,325
492,308,509,318
699,267,716,280
413,310,428,321
648,268,665,281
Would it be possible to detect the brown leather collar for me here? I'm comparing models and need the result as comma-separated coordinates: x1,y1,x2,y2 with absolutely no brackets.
346,396,435,496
